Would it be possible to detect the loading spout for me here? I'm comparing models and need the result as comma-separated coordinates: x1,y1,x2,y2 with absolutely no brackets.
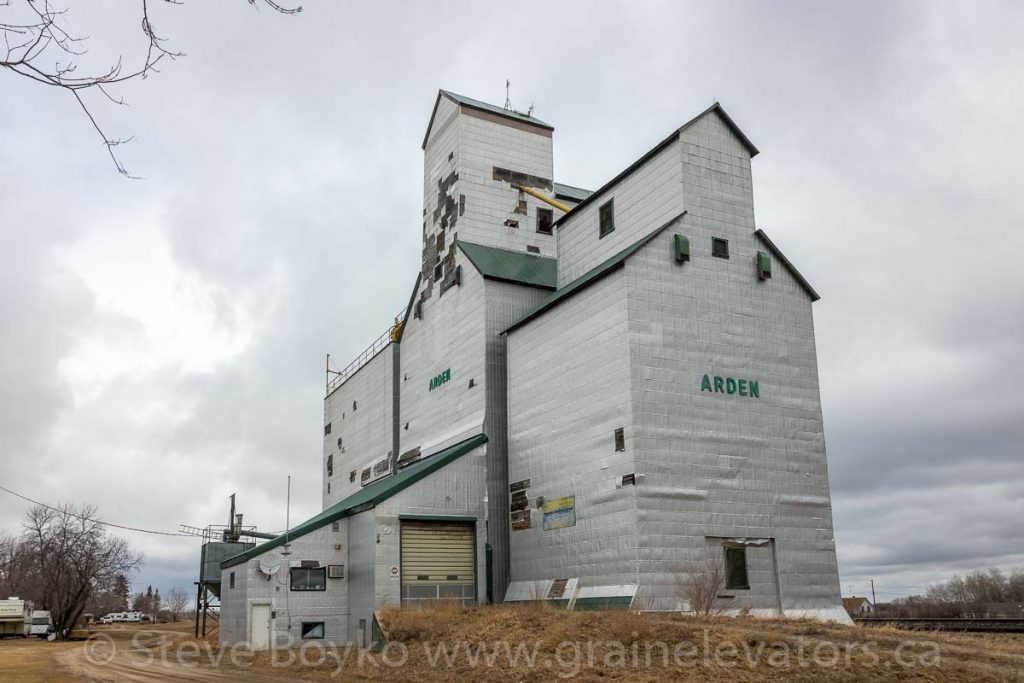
517,184,571,214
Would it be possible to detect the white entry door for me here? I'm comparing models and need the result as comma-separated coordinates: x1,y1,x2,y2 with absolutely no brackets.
250,604,271,649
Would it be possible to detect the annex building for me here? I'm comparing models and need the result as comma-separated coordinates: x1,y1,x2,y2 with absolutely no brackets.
219,89,848,648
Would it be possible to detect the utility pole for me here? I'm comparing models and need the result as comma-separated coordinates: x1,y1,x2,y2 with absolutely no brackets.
871,579,876,606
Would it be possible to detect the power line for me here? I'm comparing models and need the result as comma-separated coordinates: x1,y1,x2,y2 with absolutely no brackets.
0,484,193,538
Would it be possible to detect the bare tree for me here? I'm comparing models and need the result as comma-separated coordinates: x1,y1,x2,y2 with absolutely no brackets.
1,0,301,177
9,504,141,638
676,558,725,616
165,587,190,622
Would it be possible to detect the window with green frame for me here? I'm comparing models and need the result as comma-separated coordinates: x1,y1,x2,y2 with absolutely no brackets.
598,199,615,238
724,546,749,590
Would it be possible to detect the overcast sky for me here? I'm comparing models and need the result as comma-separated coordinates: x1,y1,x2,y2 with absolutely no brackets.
2,0,1022,604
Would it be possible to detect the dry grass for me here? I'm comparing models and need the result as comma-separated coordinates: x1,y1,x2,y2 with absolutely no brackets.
4,609,1023,681
369,605,1024,682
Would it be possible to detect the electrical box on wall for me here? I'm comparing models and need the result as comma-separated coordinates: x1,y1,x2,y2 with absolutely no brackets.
757,251,772,280
673,234,690,263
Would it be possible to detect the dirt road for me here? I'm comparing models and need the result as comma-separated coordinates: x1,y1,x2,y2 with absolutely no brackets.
55,627,298,682
1,624,296,682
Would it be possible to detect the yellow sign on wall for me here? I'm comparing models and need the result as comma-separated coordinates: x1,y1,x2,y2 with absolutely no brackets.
542,496,576,530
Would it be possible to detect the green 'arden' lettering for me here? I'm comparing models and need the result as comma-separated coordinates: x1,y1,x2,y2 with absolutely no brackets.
701,374,759,399
429,368,451,391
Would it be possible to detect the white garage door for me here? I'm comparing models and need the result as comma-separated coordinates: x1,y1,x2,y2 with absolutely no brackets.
400,521,475,604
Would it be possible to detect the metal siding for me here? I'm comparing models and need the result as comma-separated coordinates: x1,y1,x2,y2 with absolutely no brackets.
347,511,376,643
399,255,487,458
555,140,683,287
323,345,394,508
506,268,639,589
483,279,549,602
505,109,844,621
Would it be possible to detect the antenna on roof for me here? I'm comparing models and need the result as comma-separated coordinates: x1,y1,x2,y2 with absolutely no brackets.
504,79,512,111
527,102,534,117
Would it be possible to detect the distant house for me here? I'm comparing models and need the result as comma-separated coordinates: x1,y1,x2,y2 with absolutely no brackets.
843,596,875,616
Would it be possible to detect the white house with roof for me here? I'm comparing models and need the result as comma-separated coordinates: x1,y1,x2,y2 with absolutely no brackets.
218,89,848,649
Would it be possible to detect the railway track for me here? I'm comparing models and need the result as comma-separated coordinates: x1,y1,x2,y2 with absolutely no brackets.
855,617,1024,633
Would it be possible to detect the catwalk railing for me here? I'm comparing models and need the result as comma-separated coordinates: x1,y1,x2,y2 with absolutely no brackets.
326,309,405,395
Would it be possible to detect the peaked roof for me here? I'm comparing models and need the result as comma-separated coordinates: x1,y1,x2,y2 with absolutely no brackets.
221,434,488,569
457,241,557,289
555,103,757,225
422,90,554,149
505,211,687,334
754,229,820,302
842,597,871,610
553,182,593,203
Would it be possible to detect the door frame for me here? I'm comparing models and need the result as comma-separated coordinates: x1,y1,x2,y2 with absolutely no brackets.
249,602,272,649
398,516,478,604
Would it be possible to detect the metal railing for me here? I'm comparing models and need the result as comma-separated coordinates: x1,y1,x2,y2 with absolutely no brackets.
326,309,405,395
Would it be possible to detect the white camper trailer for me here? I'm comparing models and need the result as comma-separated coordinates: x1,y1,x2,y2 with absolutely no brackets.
29,610,52,638
0,597,32,638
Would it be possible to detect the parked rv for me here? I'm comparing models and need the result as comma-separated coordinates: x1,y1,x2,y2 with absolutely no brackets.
29,610,52,638
0,597,32,638
100,611,144,624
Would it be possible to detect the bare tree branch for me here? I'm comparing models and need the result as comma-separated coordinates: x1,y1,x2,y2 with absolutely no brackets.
1,0,302,177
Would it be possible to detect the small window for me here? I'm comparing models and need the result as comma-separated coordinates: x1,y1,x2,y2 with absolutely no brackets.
622,473,636,486
434,263,443,281
536,208,553,235
229,571,235,589
290,567,327,592
724,547,749,590
352,400,357,411
526,245,540,254
331,521,340,532
614,427,625,452
301,622,325,639
326,454,333,477
599,199,615,238
324,422,332,436
327,482,330,493
712,237,729,259
350,470,357,482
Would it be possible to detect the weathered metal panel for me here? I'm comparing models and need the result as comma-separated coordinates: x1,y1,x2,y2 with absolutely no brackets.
323,345,394,508
507,268,640,589
482,279,549,601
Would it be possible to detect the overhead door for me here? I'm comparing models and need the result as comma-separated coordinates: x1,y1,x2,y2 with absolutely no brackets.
401,520,476,604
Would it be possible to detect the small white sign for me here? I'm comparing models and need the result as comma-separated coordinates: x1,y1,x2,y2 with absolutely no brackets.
390,565,399,580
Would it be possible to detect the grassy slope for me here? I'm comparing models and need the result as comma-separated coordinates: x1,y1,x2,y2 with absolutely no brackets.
370,603,1024,682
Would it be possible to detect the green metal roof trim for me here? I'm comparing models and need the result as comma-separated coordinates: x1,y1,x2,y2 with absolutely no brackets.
555,103,756,226
553,182,593,203
422,89,553,149
754,229,821,302
504,211,686,334
457,241,557,289
220,433,488,569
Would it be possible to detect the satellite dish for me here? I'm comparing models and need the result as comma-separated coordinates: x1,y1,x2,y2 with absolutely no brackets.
258,559,281,578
